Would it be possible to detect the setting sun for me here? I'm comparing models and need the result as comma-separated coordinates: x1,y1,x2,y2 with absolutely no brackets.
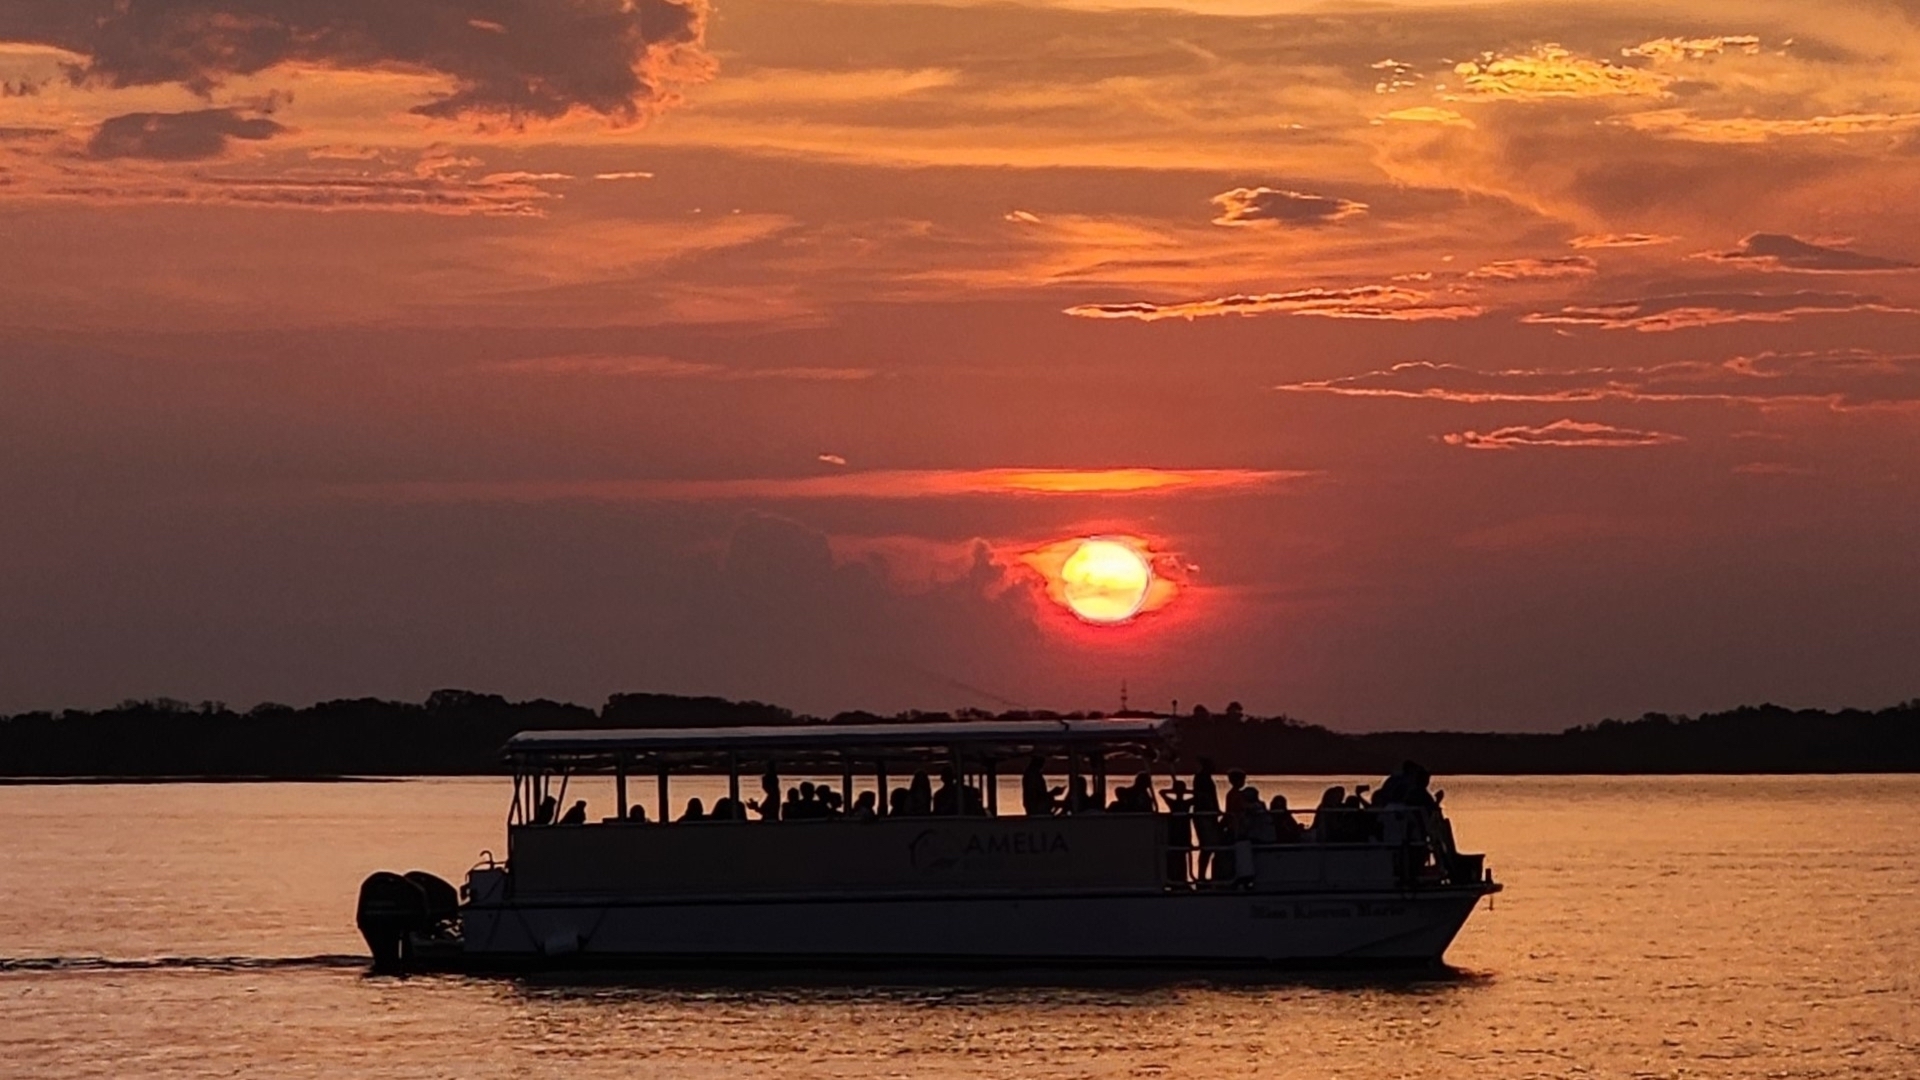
1058,538,1153,624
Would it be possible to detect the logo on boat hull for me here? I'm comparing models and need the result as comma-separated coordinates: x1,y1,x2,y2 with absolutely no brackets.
909,828,1070,872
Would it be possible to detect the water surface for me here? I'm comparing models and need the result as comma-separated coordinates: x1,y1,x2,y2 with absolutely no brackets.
2,776,1914,1078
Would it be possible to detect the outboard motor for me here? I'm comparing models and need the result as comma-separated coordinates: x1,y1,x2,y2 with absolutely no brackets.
356,871,432,971
404,870,461,928
357,870,464,970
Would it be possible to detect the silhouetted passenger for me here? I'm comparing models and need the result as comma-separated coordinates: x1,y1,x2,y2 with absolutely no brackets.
1191,758,1223,880
1160,778,1194,884
850,791,878,821
751,767,781,822
889,788,913,817
628,804,649,823
1310,786,1346,842
1110,773,1156,813
908,771,933,816
1022,756,1061,817
679,797,706,823
933,768,961,815
533,795,558,826
1240,786,1276,843
559,800,588,825
711,797,746,822
1064,774,1097,814
1269,793,1304,842
1345,786,1381,841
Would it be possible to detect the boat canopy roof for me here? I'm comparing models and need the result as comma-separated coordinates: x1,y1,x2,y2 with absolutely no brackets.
504,716,1174,768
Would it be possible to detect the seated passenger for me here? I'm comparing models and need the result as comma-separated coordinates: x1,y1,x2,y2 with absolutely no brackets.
889,788,914,817
850,791,878,821
1345,785,1381,841
1022,755,1062,817
1310,786,1346,842
559,800,588,825
1240,786,1277,843
628,804,649,823
679,797,706,823
1268,793,1305,842
932,768,961,816
962,782,986,816
751,768,781,822
533,795,558,826
1109,773,1156,812
1064,774,1098,814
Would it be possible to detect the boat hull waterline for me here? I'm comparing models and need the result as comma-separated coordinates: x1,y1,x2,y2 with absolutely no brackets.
387,886,1494,973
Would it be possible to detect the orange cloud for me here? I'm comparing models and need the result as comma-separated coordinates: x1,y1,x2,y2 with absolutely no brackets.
337,468,1309,504
1442,419,1685,450
1449,45,1671,101
1064,286,1483,323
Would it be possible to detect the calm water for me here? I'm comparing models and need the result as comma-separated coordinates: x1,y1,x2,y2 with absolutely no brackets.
1,776,1915,1078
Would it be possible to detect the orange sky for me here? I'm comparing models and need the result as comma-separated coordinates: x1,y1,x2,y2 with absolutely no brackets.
2,0,1917,728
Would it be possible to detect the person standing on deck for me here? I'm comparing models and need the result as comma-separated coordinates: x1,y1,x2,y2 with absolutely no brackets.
1160,777,1195,885
1191,758,1223,881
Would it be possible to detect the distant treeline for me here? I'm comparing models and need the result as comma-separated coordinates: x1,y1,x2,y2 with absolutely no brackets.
1,690,1917,778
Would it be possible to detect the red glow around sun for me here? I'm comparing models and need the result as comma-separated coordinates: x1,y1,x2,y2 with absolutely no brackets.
1022,535,1181,625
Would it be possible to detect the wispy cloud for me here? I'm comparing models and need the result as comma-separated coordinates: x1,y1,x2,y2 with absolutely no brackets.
1442,419,1684,450
1520,292,1919,332
1621,36,1763,62
1618,109,1920,143
1699,233,1918,273
1467,255,1596,282
1275,353,1920,411
1064,286,1483,323
1570,233,1678,249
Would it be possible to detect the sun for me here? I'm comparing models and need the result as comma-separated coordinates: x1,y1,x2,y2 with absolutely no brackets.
1058,538,1153,624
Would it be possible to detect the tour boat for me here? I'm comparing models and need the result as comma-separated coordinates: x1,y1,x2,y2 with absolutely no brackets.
355,717,1501,972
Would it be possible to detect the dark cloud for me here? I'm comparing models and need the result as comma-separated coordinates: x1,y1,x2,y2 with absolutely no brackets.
0,0,711,123
1520,291,1920,331
1442,419,1685,450
86,108,286,161
1701,233,1919,272
1210,186,1367,227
